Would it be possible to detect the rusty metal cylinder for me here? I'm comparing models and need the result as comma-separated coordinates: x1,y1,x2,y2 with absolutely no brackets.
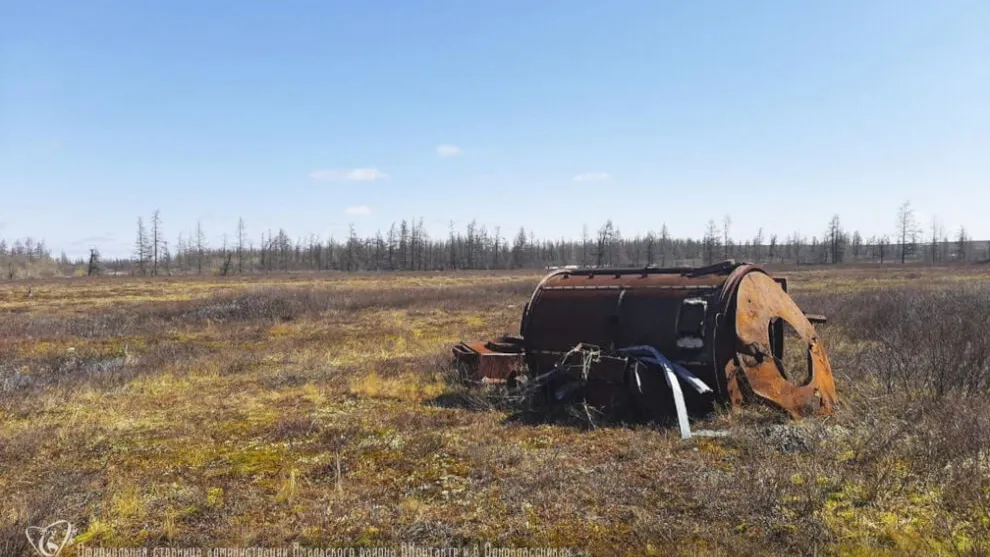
519,261,837,417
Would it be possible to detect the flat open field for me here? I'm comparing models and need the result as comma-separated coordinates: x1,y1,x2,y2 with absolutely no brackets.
2,266,990,556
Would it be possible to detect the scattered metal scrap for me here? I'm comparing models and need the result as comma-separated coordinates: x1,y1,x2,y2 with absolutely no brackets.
452,261,837,438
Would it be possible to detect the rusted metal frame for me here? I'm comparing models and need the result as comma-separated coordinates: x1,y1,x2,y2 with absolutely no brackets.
451,340,524,384
685,259,739,277
540,284,720,291
712,263,759,403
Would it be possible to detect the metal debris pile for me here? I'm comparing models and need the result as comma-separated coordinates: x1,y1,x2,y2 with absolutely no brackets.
453,261,838,438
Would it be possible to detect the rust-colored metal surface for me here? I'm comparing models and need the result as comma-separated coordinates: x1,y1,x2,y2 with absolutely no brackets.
452,261,837,421
451,337,524,384
730,271,837,417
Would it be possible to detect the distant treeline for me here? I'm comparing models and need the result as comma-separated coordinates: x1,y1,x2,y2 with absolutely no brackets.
2,201,988,278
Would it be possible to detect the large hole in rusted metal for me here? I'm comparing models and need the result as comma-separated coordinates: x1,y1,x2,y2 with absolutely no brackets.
776,318,813,387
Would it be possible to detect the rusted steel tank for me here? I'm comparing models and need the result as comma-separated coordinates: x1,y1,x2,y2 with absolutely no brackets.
454,261,837,419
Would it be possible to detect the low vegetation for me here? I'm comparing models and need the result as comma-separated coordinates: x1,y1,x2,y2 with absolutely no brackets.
1,266,989,556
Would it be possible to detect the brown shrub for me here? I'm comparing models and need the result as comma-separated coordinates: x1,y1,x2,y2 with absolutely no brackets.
797,285,990,398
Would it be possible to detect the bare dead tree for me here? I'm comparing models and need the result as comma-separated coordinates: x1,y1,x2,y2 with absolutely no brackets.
151,209,162,275
826,215,844,264
581,225,590,267
493,226,501,268
753,227,764,263
722,215,732,260
220,234,231,276
929,217,943,263
465,219,477,270
195,220,206,275
957,226,969,262
398,220,409,271
790,232,804,264
704,220,720,265
134,217,150,275
237,217,246,273
595,220,615,267
345,224,358,271
448,222,458,270
896,201,920,264
659,223,669,266
511,227,527,269
851,231,863,260
161,241,171,275
326,235,334,270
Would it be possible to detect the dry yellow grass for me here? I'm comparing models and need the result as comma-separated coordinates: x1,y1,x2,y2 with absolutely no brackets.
2,267,989,556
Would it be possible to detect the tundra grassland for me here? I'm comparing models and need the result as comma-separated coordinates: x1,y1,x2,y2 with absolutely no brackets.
2,267,990,556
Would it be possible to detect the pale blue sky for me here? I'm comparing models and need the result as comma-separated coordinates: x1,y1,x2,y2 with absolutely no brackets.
2,1,988,257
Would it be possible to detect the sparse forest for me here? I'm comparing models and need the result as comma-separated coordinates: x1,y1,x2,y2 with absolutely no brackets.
2,201,988,279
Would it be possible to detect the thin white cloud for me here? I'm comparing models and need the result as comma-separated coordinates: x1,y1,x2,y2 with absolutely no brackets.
347,168,389,181
437,144,461,157
573,172,611,182
309,168,389,182
344,205,372,216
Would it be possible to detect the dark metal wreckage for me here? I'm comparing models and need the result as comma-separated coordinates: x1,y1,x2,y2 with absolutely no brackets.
453,261,837,438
